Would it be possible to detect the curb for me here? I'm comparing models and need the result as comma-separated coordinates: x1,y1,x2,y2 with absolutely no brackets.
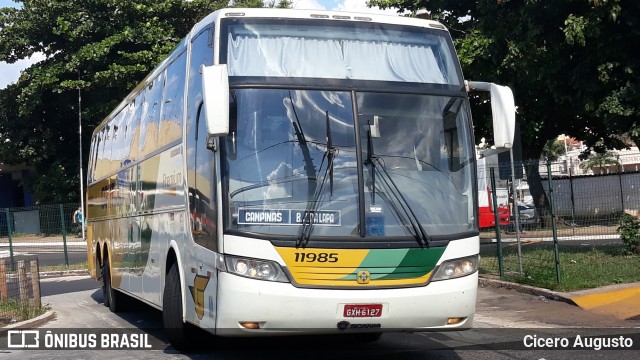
479,276,577,306
0,310,56,334
39,269,89,278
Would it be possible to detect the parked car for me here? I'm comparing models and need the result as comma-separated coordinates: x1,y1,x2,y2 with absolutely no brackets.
507,203,538,232
517,203,536,222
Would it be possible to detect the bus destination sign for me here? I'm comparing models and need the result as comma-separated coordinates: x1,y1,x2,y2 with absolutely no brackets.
238,209,341,226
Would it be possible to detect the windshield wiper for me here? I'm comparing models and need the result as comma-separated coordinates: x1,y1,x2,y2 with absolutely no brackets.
297,111,337,247
287,91,320,247
326,110,335,196
365,126,430,246
288,91,316,196
365,120,376,206
374,158,430,246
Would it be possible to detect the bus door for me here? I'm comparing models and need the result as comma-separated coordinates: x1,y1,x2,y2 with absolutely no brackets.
184,25,219,329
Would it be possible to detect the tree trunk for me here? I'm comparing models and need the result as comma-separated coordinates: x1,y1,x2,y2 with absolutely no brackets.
629,133,640,153
520,126,554,228
524,160,552,227
525,162,548,208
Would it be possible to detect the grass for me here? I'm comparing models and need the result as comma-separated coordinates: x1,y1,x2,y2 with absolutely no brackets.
39,261,88,272
480,243,640,292
0,298,51,326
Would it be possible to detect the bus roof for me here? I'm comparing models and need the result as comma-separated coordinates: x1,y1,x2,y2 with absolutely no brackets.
191,8,448,38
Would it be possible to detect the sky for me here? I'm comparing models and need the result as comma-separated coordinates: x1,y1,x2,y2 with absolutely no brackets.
0,0,399,89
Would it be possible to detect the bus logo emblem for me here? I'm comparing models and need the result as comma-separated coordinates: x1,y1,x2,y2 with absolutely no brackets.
357,270,370,284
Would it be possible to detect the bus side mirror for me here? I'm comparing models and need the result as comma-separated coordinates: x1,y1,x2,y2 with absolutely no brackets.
201,64,230,137
466,81,515,150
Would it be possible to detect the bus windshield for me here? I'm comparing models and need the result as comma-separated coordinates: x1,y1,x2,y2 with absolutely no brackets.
223,89,476,239
222,18,461,85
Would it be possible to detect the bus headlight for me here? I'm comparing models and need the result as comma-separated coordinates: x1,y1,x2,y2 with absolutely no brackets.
431,255,479,281
224,255,290,283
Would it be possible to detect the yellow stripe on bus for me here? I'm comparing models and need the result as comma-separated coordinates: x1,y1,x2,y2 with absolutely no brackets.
293,271,433,287
276,247,435,287
276,247,370,268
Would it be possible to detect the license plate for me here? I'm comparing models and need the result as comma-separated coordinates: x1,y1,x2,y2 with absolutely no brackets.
343,304,383,318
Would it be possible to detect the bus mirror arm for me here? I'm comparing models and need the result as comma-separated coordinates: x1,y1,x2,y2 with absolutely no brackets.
206,135,217,152
226,131,237,159
465,80,516,150
201,64,230,137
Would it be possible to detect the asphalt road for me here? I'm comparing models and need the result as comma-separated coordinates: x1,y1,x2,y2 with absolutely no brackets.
1,276,638,359
1,244,86,267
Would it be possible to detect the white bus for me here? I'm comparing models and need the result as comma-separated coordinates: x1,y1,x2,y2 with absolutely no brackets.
86,8,515,350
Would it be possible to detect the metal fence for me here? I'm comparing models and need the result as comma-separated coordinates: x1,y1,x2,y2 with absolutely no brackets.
0,203,84,269
0,256,43,325
479,155,640,290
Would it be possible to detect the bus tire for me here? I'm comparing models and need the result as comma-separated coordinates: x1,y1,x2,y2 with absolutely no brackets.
104,254,128,313
99,256,110,308
163,262,195,352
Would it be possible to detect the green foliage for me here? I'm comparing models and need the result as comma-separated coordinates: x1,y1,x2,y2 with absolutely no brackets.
578,151,620,172
0,0,247,203
266,0,293,8
367,0,640,211
232,0,265,8
368,0,640,153
541,139,566,161
617,214,640,254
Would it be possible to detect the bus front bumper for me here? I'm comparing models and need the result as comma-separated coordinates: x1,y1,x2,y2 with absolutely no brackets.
214,271,478,336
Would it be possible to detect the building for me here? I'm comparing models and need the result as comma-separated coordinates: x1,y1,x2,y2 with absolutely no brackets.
0,163,35,208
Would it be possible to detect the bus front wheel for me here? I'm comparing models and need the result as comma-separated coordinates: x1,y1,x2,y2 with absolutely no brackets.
163,262,197,352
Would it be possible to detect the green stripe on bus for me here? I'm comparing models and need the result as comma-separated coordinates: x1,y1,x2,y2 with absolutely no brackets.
339,247,446,280
378,247,446,279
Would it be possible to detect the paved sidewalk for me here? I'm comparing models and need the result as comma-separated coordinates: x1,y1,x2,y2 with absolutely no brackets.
480,277,640,321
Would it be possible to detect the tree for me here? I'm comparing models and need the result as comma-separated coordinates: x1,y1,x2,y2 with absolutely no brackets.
0,0,231,203
541,139,567,162
579,151,620,174
368,0,640,211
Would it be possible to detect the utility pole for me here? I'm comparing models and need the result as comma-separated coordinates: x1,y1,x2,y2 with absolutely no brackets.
78,73,85,241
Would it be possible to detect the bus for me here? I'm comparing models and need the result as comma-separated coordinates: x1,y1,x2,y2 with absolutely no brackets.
86,7,515,350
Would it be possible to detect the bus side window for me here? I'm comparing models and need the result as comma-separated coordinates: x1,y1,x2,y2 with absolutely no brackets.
98,126,111,180
139,74,163,157
88,134,98,183
442,98,463,172
131,92,145,162
159,51,187,147
110,111,125,173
